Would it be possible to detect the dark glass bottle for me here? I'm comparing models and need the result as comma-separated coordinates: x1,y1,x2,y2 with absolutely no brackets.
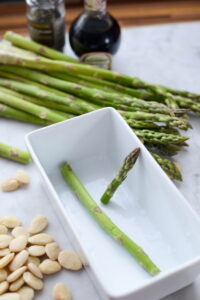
69,0,121,57
26,0,66,51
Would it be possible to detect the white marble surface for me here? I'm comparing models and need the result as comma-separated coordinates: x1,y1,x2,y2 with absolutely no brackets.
1,21,200,299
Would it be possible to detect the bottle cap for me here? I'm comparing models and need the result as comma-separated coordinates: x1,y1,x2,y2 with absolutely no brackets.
80,52,112,70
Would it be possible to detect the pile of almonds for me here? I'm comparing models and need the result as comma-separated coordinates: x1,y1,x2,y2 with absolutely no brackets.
1,170,30,192
0,215,83,299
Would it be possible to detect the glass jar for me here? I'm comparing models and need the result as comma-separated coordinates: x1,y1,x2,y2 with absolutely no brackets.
26,0,66,51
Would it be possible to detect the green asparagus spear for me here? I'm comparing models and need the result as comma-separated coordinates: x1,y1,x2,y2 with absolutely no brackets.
165,97,180,110
101,148,140,205
134,129,188,145
0,89,66,123
0,142,31,164
128,121,160,129
121,111,190,130
0,42,37,58
50,71,153,100
166,87,200,101
0,86,75,119
0,103,50,125
169,93,200,114
4,31,78,63
151,153,182,181
61,162,160,276
146,143,181,157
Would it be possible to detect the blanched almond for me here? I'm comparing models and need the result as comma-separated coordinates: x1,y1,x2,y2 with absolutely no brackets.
58,250,82,271
23,272,43,290
7,266,27,283
45,242,60,261
28,245,45,257
0,217,21,229
0,235,13,249
27,256,40,266
0,293,20,300
1,178,20,192
0,281,8,295
0,270,7,283
0,249,10,257
28,216,48,234
39,259,61,275
9,235,28,252
16,170,30,185
18,286,34,300
0,225,8,235
9,250,28,272
9,277,24,292
28,233,53,245
12,227,29,239
28,263,43,279
52,283,71,300
0,253,15,268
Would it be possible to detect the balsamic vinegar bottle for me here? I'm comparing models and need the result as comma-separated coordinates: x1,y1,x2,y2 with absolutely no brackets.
69,0,121,58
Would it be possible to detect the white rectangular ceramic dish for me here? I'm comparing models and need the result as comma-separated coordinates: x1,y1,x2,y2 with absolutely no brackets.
26,108,200,300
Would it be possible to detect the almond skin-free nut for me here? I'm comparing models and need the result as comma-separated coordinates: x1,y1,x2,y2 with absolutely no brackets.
0,293,20,300
28,263,43,279
0,217,21,228
9,276,24,292
9,235,28,252
12,227,29,239
16,170,30,185
27,256,40,266
0,253,15,269
0,235,13,249
0,225,8,235
7,266,27,283
28,233,53,245
0,249,10,257
1,178,20,192
0,270,7,283
18,286,34,300
0,281,9,295
39,259,61,275
58,250,82,271
23,272,43,290
52,283,72,300
45,242,60,261
28,216,48,234
9,250,28,272
28,245,45,257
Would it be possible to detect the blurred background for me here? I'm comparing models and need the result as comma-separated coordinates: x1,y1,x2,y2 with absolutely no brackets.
0,0,200,37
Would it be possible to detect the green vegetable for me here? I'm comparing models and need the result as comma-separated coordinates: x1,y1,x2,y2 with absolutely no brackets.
61,162,160,276
101,148,140,204
0,142,31,164
4,31,78,63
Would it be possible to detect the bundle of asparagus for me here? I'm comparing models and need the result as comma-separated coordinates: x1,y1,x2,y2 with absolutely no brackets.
1,31,199,180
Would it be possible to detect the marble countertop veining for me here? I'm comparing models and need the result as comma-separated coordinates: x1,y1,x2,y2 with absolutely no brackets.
1,21,200,300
